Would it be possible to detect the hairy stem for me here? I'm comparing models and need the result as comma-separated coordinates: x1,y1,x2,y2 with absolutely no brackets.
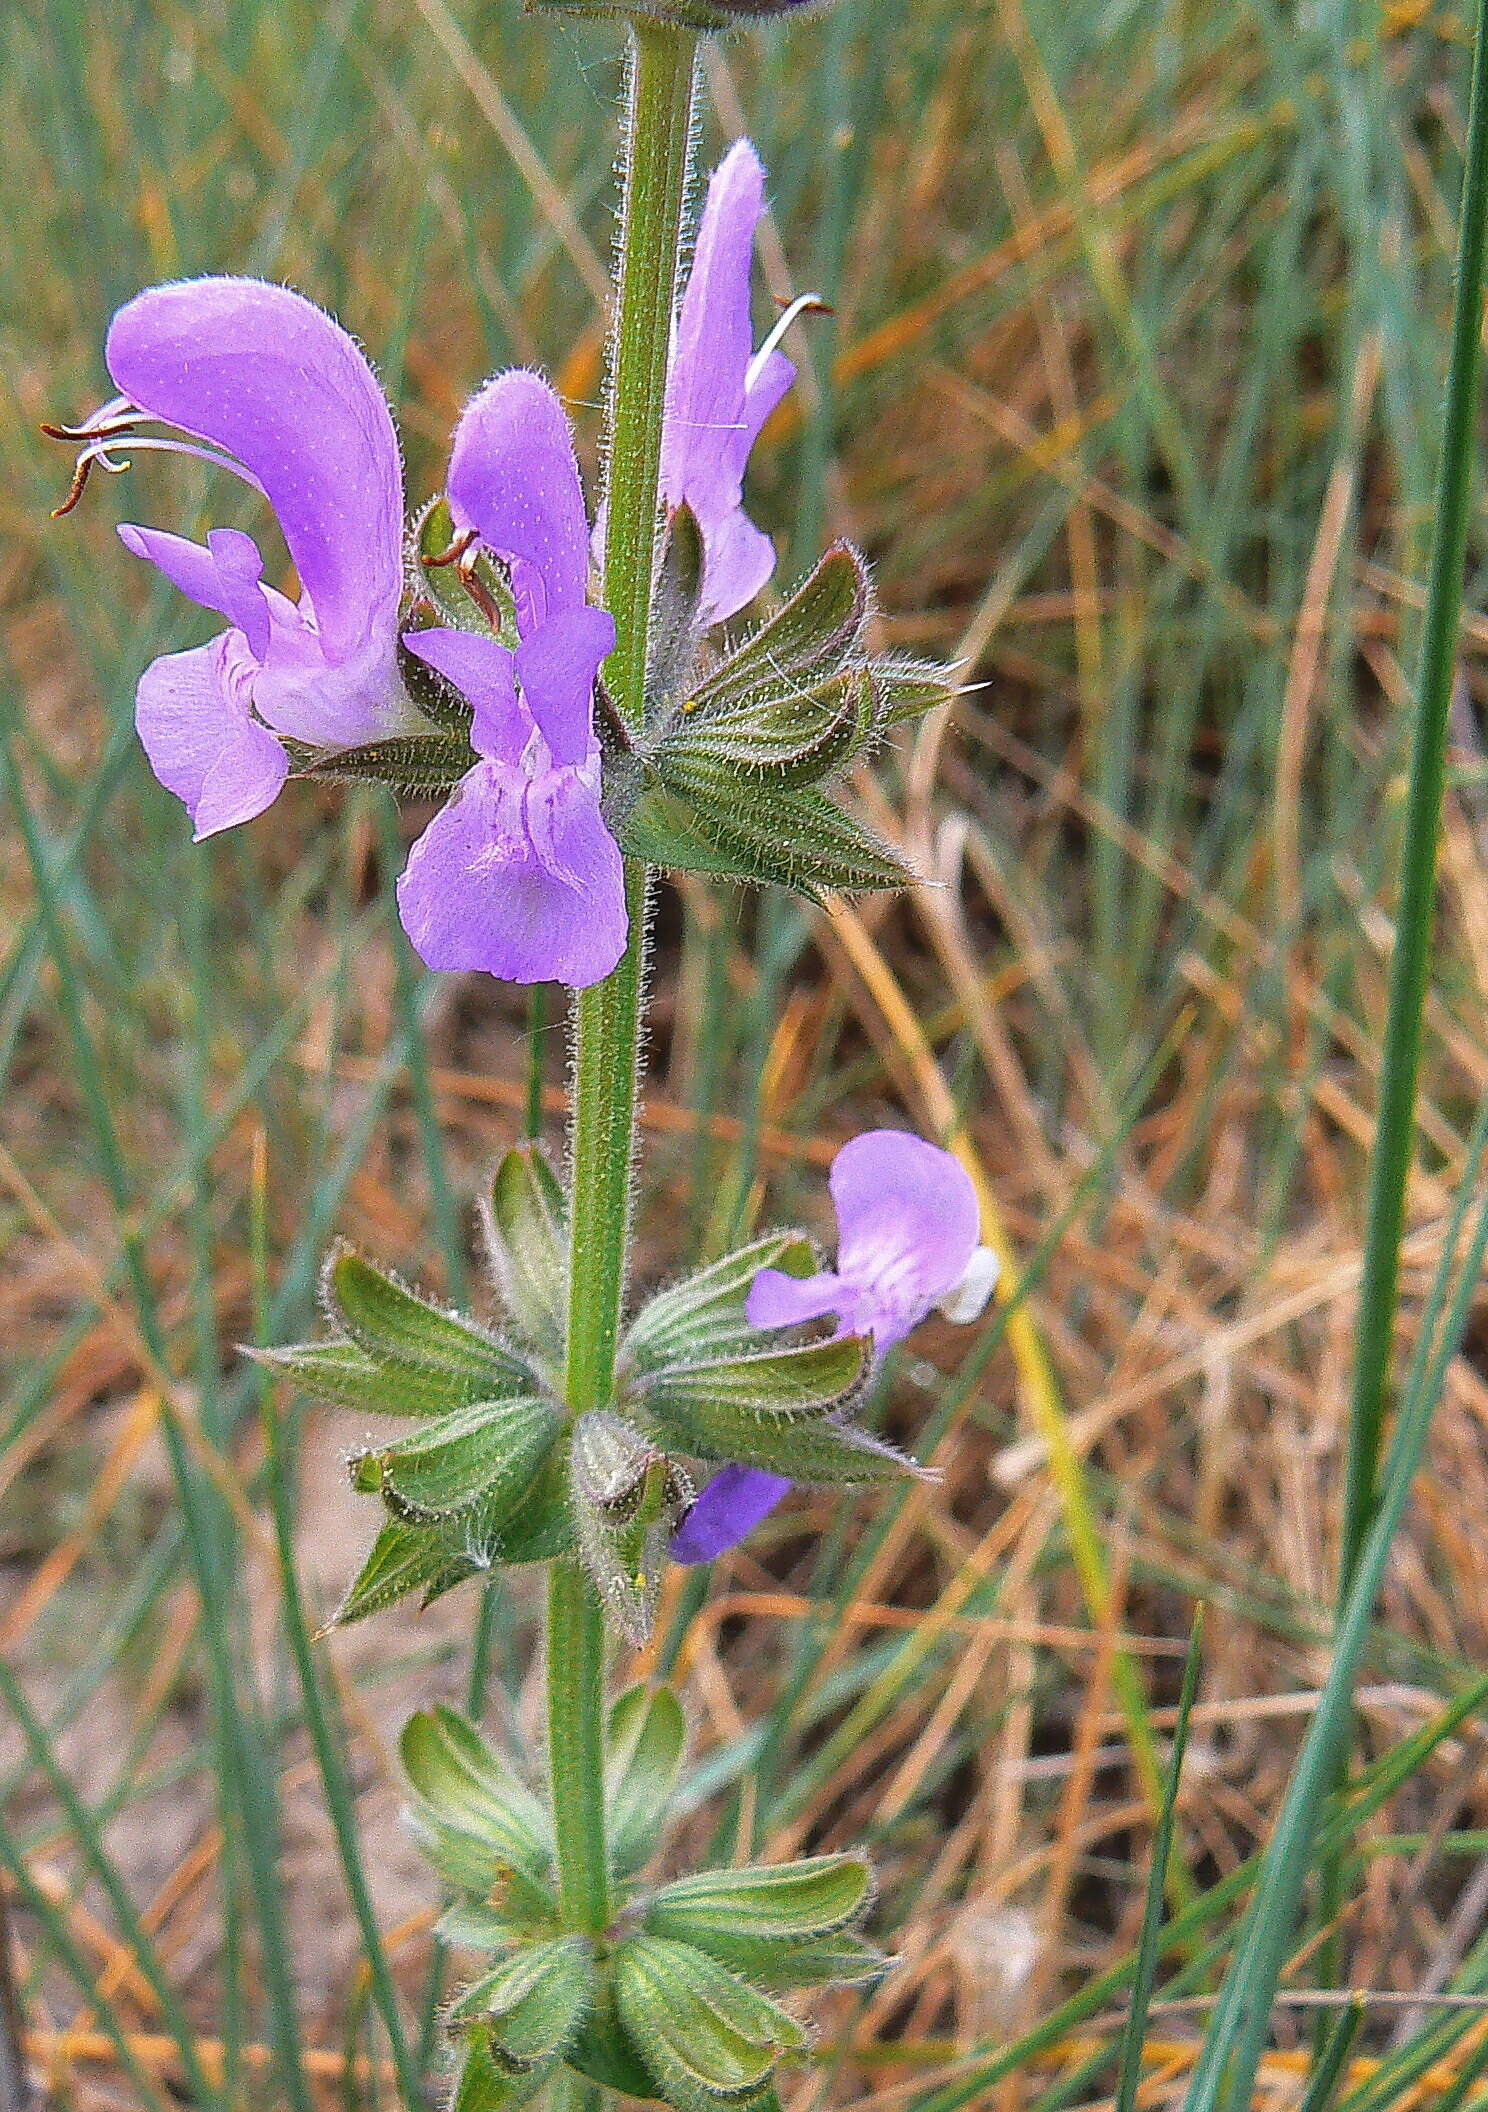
546,1563,613,1934
548,16,699,1940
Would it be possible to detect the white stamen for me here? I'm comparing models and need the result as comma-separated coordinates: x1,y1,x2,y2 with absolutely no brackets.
745,291,828,390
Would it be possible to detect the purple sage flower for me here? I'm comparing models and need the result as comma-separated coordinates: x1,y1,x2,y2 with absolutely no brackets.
99,278,416,840
659,139,800,625
671,1130,998,1563
395,371,626,989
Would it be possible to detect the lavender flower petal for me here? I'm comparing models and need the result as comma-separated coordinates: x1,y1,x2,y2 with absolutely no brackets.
447,370,593,629
118,524,272,661
744,1268,843,1332
396,750,626,988
403,629,527,763
829,1130,980,1346
671,1466,792,1564
107,278,403,662
134,638,289,840
661,139,796,623
514,606,616,766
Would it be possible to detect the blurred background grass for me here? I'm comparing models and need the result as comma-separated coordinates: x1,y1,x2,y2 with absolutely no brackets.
8,0,1488,2104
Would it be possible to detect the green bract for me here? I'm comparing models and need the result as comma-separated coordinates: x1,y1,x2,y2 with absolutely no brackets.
409,1705,884,2112
612,541,957,898
261,1172,927,1638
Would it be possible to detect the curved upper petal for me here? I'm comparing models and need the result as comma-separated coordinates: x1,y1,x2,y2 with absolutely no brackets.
403,628,527,764
134,637,289,839
396,755,627,988
670,1466,791,1564
831,1131,982,1319
119,523,272,661
662,139,766,519
513,606,614,765
447,370,592,630
106,277,403,664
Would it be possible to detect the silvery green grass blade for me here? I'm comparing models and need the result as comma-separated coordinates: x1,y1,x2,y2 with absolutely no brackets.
1182,0,1488,2093
1296,2005,1363,2112
1112,1609,1204,2112
1181,1087,1488,2112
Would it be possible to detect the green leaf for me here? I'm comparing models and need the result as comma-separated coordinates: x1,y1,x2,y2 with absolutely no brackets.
401,1708,553,1882
332,1516,480,1626
448,1937,595,2072
437,1902,531,1955
566,1993,658,2098
688,546,870,718
635,1333,869,1422
623,1234,817,1373
612,1934,804,2111
357,1392,561,1521
325,1248,534,1397
296,730,475,793
870,655,959,725
661,668,876,786
665,1402,924,1487
647,1855,872,1947
490,1447,577,1564
714,1932,891,1992
481,1145,569,1359
631,778,916,898
449,2035,550,2112
619,782,769,879
248,1338,459,1418
607,1684,687,1876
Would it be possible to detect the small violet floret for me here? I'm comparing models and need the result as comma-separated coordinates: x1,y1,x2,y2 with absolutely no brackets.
86,277,625,989
671,1130,999,1563
105,278,415,840
396,373,625,990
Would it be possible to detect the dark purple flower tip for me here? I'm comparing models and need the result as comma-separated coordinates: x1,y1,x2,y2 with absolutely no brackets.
671,1465,792,1563
747,1129,989,1352
659,139,800,626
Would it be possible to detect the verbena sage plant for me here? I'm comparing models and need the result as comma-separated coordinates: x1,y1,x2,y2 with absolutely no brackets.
50,2,997,2104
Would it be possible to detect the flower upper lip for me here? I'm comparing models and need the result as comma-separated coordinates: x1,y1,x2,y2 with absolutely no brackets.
104,275,404,665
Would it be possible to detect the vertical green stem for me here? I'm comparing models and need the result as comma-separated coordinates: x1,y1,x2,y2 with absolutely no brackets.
546,1563,614,1934
548,17,699,1941
602,21,699,735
